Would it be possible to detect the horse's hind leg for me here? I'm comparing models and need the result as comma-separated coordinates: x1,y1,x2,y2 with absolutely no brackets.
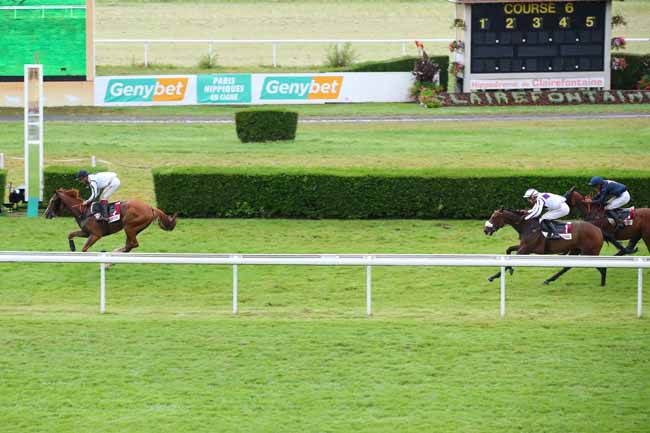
67,230,89,252
81,234,101,252
597,267,607,287
487,245,518,282
544,249,580,285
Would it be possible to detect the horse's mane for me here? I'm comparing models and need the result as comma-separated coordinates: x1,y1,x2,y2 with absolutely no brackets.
58,188,81,200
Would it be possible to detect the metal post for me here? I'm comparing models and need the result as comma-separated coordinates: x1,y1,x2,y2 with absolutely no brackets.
91,155,96,168
366,257,372,316
272,42,278,67
638,265,643,319
233,259,238,314
100,261,106,314
0,152,4,169
208,43,213,66
500,265,506,319
144,42,149,67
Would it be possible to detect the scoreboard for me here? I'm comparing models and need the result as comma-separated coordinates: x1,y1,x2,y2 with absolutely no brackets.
461,1,612,91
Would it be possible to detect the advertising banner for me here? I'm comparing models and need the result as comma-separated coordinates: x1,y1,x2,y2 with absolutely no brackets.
470,76,607,91
95,73,413,106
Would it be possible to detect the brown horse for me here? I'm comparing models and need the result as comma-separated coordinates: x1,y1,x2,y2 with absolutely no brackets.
484,208,606,286
565,186,649,256
44,189,177,252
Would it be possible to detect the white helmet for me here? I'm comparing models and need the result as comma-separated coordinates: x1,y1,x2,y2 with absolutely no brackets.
523,188,538,199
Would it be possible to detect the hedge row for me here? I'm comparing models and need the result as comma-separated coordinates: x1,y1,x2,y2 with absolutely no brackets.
0,170,5,205
43,166,107,202
342,56,450,90
612,53,650,90
153,167,650,219
235,111,298,142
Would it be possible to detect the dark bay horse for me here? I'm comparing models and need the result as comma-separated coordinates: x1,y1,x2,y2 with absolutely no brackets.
484,208,606,286
565,187,650,255
44,189,177,252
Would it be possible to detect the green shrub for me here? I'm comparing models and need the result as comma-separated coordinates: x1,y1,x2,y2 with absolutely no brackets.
43,166,108,202
611,53,650,89
235,111,298,143
344,56,450,90
0,169,5,205
153,167,650,219
324,42,358,67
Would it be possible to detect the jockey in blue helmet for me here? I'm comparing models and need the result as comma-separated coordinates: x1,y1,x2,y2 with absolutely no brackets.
587,176,630,229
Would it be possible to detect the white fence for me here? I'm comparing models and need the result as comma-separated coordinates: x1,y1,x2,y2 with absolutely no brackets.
0,252,647,318
94,37,650,68
95,38,454,67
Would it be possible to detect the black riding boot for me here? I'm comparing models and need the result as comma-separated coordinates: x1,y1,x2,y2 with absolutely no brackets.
101,203,109,220
541,220,556,238
606,210,624,230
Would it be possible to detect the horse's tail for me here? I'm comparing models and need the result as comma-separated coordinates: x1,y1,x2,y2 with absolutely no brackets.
154,208,177,231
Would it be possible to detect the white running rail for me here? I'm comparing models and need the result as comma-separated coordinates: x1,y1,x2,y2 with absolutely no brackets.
0,251,646,318
94,38,455,67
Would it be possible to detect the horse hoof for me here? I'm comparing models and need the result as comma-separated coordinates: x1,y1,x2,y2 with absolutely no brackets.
487,277,495,283
543,280,551,285
68,240,76,252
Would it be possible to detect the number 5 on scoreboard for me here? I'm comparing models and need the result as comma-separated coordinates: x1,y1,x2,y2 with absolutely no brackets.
586,16,596,28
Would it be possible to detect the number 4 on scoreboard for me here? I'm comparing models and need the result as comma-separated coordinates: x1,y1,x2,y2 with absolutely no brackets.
559,16,570,28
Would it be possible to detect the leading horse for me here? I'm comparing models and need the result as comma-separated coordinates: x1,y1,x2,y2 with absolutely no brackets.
484,208,606,286
44,189,177,252
564,186,650,256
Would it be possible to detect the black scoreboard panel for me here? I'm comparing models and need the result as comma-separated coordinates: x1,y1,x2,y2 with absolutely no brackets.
471,1,606,74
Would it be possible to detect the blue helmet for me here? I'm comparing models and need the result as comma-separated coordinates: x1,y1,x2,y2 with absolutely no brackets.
75,169,89,179
588,176,604,186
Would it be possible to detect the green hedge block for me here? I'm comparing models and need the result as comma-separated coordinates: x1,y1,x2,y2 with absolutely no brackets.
344,56,450,90
611,53,650,90
0,169,5,204
43,166,108,202
153,167,650,219
235,111,298,142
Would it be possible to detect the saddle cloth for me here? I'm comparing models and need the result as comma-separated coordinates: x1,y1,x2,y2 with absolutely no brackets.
90,201,122,223
607,207,635,227
543,221,572,240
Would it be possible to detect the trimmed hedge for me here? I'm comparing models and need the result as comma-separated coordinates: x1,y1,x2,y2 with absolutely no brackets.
612,53,650,90
343,56,450,90
0,169,5,205
235,111,298,142
43,166,108,202
153,167,650,219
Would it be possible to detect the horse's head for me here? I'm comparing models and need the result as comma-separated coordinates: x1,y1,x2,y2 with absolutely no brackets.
563,186,578,206
44,189,82,219
44,190,63,219
484,208,524,236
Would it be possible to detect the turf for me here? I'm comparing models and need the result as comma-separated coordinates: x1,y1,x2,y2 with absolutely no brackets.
0,218,649,433
1,118,650,203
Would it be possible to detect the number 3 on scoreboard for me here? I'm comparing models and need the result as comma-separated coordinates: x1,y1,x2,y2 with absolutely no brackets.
532,17,543,29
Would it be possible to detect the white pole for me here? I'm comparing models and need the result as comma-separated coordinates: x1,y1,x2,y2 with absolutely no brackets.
91,155,96,168
0,152,4,169
233,261,238,314
638,266,643,319
272,42,277,67
208,43,213,66
500,266,506,318
401,42,406,55
144,42,149,67
366,258,372,316
100,261,106,314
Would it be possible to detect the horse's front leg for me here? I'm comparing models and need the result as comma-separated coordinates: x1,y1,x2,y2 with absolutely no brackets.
81,234,102,252
487,244,519,282
67,230,89,252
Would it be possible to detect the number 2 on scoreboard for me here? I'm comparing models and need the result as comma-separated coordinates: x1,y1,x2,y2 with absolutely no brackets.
505,17,516,30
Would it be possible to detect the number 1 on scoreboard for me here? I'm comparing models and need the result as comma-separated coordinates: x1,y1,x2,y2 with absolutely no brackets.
479,17,489,30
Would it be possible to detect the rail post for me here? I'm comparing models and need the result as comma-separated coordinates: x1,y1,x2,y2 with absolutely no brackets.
500,259,506,319
100,251,106,314
0,152,4,169
366,256,372,317
144,42,149,67
401,41,407,55
232,256,238,314
272,42,278,67
208,43,213,66
637,259,643,319
91,155,96,168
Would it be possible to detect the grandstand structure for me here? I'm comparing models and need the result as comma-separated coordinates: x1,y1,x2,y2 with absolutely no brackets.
0,0,95,106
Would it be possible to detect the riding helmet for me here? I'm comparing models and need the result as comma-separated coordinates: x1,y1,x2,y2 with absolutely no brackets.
75,169,89,179
588,176,603,186
523,188,538,198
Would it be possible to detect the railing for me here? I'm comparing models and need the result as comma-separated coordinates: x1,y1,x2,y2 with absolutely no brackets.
1,251,646,318
94,38,455,68
95,37,650,68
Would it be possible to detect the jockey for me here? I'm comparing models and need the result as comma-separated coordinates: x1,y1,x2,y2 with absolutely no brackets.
587,176,630,229
75,170,121,220
523,188,570,237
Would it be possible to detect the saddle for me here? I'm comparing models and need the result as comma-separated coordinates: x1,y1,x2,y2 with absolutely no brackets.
89,201,122,223
607,207,635,227
542,221,573,240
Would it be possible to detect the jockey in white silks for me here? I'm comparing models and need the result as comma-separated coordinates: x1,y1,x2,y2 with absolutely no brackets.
76,170,121,220
523,188,570,237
